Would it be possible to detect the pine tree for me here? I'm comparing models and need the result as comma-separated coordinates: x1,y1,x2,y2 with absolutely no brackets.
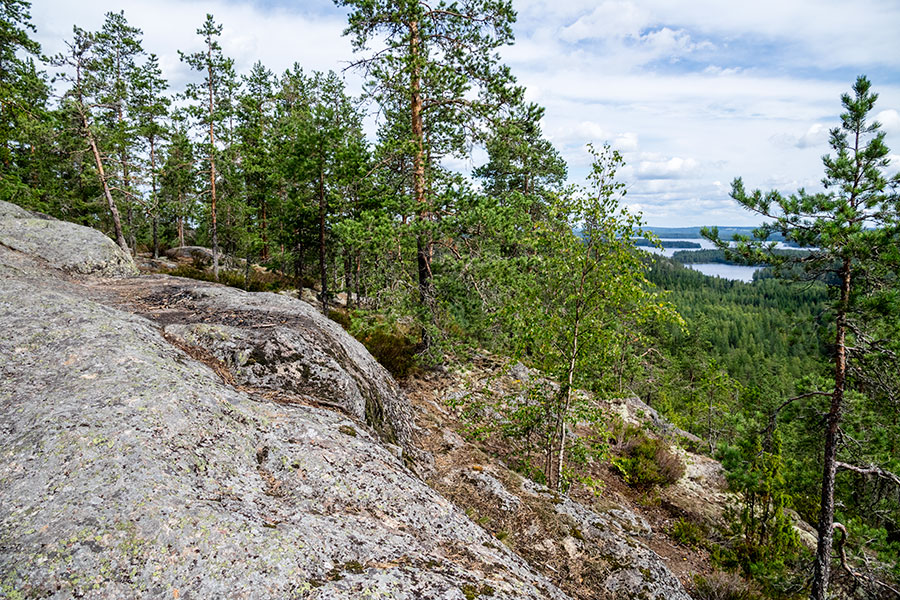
94,10,144,254
179,14,236,280
0,0,51,206
706,76,900,599
337,0,520,345
52,26,130,253
160,116,196,248
131,54,169,258
236,61,275,264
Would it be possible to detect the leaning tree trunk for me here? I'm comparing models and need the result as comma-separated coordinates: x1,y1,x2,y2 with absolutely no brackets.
84,118,129,254
811,257,852,600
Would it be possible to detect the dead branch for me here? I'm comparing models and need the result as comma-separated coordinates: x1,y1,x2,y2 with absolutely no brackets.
835,461,900,488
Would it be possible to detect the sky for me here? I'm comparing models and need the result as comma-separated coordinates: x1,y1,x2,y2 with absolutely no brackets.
29,0,900,227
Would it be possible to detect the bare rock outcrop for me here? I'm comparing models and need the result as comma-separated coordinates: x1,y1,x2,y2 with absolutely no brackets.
0,200,137,277
96,276,414,449
164,245,213,262
0,222,566,599
0,203,694,599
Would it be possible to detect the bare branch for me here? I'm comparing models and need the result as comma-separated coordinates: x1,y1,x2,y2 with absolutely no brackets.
835,461,900,488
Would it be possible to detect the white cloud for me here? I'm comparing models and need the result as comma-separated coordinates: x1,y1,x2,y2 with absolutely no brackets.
559,1,650,42
636,156,700,179
877,109,900,134
795,123,829,149
31,0,357,95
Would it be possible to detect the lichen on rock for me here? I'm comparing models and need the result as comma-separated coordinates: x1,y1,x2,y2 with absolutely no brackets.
0,200,137,278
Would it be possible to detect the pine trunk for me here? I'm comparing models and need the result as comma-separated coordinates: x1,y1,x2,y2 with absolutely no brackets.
409,18,433,346
84,115,129,254
207,46,219,281
149,137,159,259
810,257,852,600
319,166,327,313
261,197,268,261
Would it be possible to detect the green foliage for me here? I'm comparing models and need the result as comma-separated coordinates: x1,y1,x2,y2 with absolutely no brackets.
609,427,685,490
669,517,707,548
352,322,419,379
717,427,802,588
0,0,52,206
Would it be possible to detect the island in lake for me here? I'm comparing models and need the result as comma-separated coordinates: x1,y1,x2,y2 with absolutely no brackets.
633,239,701,249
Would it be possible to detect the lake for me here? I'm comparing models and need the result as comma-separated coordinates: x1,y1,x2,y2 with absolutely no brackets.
642,238,761,282
642,238,718,257
685,262,758,283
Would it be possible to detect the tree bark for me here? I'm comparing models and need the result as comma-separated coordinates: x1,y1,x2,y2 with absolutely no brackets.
114,42,136,256
177,193,185,247
126,197,135,254
319,166,328,313
554,309,580,491
149,137,159,259
344,247,353,310
207,44,219,281
811,256,852,600
409,17,434,347
260,197,268,261
84,115,129,254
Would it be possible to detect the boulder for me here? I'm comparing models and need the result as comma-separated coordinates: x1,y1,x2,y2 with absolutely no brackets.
153,280,414,447
165,245,213,262
0,200,136,277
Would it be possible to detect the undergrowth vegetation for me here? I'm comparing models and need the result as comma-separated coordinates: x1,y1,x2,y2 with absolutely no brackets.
608,421,685,490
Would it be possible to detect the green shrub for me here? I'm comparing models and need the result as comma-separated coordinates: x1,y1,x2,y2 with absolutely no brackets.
351,323,418,378
610,430,685,489
670,517,706,548
170,264,212,282
168,264,293,293
328,309,352,330
691,572,762,600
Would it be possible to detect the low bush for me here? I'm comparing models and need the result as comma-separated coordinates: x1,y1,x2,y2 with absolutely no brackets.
691,572,762,600
610,428,685,490
669,517,706,548
347,317,419,378
168,264,293,293
360,328,418,377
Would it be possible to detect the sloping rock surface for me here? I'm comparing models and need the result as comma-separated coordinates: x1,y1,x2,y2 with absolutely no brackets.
0,205,691,599
0,200,136,277
0,235,566,599
95,276,413,449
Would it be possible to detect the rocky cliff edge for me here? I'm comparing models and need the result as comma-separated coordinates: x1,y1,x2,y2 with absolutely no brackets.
0,201,691,599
